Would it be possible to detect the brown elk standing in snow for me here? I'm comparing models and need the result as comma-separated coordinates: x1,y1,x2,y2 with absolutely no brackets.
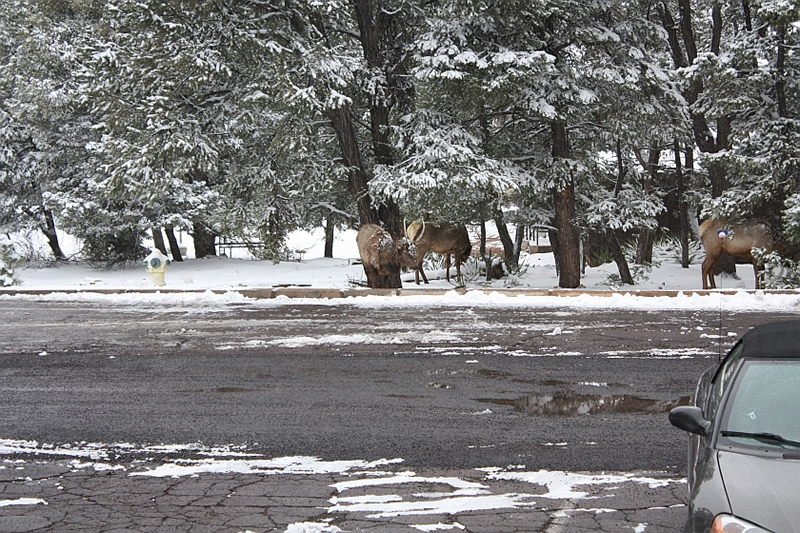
700,219,774,289
405,218,472,284
356,224,418,289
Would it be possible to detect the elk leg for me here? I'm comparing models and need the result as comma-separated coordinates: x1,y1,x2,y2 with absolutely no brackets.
445,254,452,281
414,250,430,284
707,264,717,289
701,256,717,289
417,258,429,284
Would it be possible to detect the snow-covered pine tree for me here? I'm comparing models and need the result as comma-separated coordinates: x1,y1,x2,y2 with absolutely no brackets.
698,3,800,229
72,0,294,262
411,0,686,287
0,0,86,261
269,0,428,287
660,1,800,284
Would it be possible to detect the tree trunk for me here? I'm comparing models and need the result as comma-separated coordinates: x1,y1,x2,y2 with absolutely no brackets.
480,218,492,281
548,228,560,276
636,230,654,264
708,161,737,277
378,200,402,240
494,210,518,269
514,225,525,266
776,24,787,118
41,209,66,261
707,161,730,198
678,0,698,63
352,0,404,239
326,103,394,288
151,228,168,255
608,139,634,284
634,144,660,264
324,216,334,258
552,120,581,288
326,102,398,288
743,0,753,32
165,227,183,262
710,2,722,55
608,230,634,285
372,272,402,289
192,222,217,258
325,106,379,229
676,140,690,268
554,186,581,288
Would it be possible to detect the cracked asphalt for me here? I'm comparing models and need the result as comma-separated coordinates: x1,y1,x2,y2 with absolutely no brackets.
1,298,797,532
2,458,687,533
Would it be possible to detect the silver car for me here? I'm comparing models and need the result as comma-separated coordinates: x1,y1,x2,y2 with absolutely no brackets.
669,320,800,533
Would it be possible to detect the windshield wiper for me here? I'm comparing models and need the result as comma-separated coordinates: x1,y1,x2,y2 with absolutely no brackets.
721,430,800,448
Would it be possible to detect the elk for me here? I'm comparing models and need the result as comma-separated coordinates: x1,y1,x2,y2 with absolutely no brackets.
356,224,418,289
405,218,472,284
700,219,774,289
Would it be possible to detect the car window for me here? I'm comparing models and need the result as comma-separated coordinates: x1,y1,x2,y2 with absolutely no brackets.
721,360,800,446
705,341,745,418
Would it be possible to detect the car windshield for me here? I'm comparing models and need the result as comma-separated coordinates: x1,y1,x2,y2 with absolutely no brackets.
720,360,800,449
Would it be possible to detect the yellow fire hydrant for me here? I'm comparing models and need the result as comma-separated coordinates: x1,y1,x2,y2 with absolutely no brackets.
144,249,170,287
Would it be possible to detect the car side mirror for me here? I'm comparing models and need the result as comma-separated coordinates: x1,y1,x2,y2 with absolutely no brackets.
669,406,711,437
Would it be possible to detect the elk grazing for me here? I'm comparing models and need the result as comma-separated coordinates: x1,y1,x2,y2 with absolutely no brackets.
356,224,418,289
700,219,774,289
405,218,472,284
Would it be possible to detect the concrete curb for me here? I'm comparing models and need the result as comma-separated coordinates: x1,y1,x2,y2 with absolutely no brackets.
1,287,798,299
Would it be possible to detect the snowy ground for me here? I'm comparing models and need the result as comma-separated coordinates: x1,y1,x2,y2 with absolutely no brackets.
8,226,778,292
9,227,800,313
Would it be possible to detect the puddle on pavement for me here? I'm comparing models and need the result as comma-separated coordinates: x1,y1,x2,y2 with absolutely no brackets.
477,369,512,379
512,377,631,388
476,370,631,389
179,387,259,394
477,393,690,416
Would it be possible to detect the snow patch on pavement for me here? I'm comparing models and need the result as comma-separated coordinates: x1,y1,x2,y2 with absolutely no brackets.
217,329,462,349
129,456,402,478
0,498,47,507
0,438,686,523
482,468,681,499
284,523,342,533
0,439,262,460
